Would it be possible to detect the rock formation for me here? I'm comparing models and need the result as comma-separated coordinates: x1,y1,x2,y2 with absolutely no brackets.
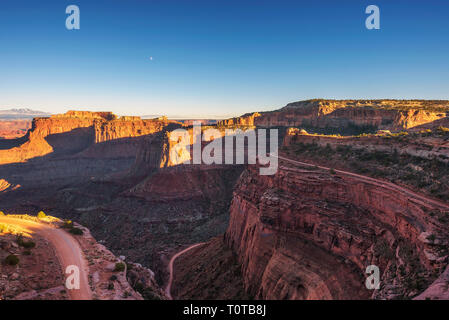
2,103,448,300
283,128,449,164
222,164,448,299
0,111,180,165
218,112,261,127
219,100,448,132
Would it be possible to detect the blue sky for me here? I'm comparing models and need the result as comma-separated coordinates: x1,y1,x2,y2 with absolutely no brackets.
1,0,448,118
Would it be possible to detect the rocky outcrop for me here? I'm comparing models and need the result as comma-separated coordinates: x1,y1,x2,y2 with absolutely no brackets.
126,261,167,300
50,111,116,120
0,214,161,300
221,100,448,132
283,129,449,163
224,164,449,299
73,222,167,300
0,116,95,164
127,124,255,178
0,111,179,165
218,113,261,127
414,264,449,300
0,112,182,189
0,229,67,300
93,117,175,144
64,223,143,300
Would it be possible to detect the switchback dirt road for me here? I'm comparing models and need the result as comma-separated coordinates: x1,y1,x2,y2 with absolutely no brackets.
275,154,449,211
165,242,205,300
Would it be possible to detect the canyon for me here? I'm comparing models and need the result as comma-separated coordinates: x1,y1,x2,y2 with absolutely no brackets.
0,111,244,290
224,160,448,299
0,120,31,140
218,100,448,134
173,100,449,300
0,99,448,300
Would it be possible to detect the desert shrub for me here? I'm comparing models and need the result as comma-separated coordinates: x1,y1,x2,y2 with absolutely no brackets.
398,245,412,260
5,254,19,266
37,211,46,219
373,239,394,259
426,234,436,242
23,250,32,256
23,241,35,249
62,220,83,235
141,288,162,300
406,277,427,291
336,145,352,154
21,240,36,249
62,220,73,229
322,143,334,155
329,168,336,175
437,214,448,223
114,262,126,272
109,275,117,281
69,227,83,235
133,282,145,294
107,283,114,290
16,235,36,249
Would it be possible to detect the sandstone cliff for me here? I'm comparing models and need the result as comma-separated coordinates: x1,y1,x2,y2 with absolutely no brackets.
219,100,448,132
223,164,449,299
282,128,449,202
218,112,261,127
0,112,182,189
0,111,179,165
283,128,449,164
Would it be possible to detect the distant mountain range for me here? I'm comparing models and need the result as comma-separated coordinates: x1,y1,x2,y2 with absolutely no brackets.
0,108,51,120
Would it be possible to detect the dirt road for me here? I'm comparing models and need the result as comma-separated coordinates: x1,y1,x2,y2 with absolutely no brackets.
0,216,92,300
165,242,205,300
275,154,449,211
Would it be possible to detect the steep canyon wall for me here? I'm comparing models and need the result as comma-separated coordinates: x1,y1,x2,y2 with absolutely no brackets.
224,165,449,299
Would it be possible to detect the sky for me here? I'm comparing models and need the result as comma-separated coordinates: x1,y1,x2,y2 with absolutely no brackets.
1,0,449,118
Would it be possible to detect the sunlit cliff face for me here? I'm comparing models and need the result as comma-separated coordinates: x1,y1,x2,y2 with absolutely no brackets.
224,162,449,300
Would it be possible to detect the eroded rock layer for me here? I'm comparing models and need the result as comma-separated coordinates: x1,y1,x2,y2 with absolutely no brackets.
0,112,181,188
0,111,180,165
224,164,449,299
219,100,448,132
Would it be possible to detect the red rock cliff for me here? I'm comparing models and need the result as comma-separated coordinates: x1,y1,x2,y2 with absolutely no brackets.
224,164,449,299
220,100,448,131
